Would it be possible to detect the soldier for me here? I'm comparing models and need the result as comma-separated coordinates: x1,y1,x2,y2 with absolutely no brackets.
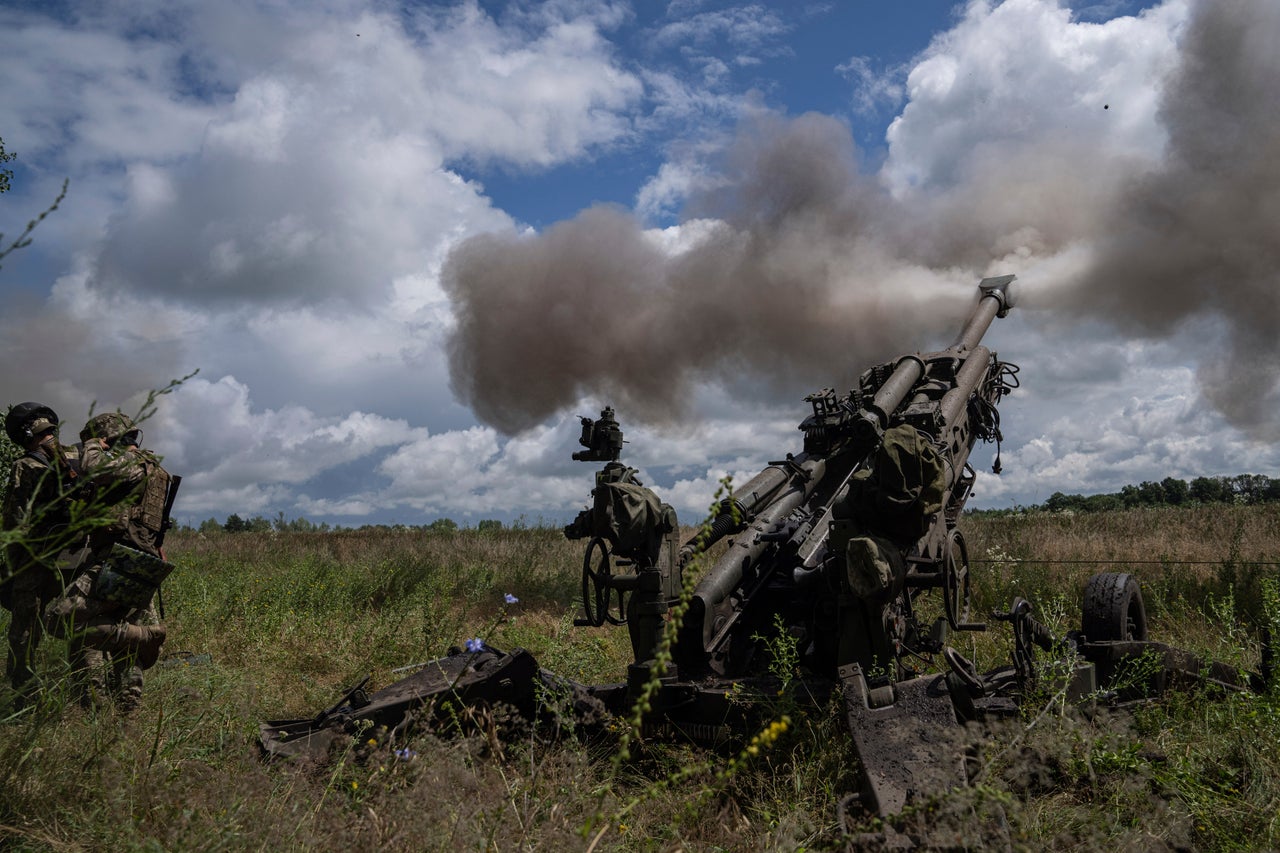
2,402,88,706
44,412,172,712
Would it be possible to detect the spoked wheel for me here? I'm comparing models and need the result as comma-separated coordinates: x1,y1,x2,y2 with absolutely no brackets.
943,646,984,724
1082,572,1148,641
943,529,972,629
581,536,627,626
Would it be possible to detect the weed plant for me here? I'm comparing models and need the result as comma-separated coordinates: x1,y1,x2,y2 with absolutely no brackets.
0,503,1277,850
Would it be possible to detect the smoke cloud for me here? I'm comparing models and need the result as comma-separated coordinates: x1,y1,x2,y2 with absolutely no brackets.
445,0,1280,439
443,113,969,434
1065,0,1280,437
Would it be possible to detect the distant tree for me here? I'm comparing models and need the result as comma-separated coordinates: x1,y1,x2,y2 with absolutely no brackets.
1266,478,1280,503
427,518,458,533
245,515,272,533
1081,493,1123,513
1161,477,1189,506
1044,492,1085,513
1135,481,1165,506
0,137,13,194
198,517,222,534
1231,474,1270,505
477,519,503,533
1189,476,1230,504
224,513,247,533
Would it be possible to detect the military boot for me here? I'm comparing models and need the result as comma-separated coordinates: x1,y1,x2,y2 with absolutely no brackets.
81,623,167,670
111,660,144,714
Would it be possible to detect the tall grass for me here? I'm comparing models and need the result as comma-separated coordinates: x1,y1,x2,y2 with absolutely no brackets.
0,504,1277,850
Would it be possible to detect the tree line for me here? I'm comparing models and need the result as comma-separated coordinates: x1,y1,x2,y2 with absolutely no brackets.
1035,473,1280,515
203,472,1280,531
196,513,511,534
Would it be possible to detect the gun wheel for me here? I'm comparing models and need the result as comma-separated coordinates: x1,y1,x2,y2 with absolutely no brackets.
1082,572,1147,641
582,537,627,627
943,529,971,629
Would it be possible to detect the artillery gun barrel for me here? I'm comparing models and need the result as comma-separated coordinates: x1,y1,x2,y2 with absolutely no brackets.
862,276,1014,435
731,464,801,518
862,355,927,433
936,344,994,494
953,274,1016,351
678,457,814,562
951,294,1002,351
690,456,826,607
938,345,992,435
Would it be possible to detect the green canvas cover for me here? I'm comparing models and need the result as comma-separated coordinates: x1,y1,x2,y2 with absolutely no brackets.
590,481,674,554
844,424,946,546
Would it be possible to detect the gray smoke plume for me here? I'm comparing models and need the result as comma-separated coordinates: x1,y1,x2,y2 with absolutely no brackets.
1063,0,1280,438
445,0,1280,438
443,113,970,434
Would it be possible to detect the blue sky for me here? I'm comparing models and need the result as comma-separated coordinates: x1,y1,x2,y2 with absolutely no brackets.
465,1,968,228
1,0,1277,527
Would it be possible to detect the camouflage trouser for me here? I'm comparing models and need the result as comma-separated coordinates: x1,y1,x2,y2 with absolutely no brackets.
45,566,163,712
76,601,158,711
4,567,61,700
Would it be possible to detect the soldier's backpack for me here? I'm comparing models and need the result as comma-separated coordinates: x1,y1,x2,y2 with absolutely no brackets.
92,543,176,611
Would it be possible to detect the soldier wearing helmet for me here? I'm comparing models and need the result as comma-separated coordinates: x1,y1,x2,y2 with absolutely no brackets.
43,411,171,710
79,412,171,558
2,402,87,705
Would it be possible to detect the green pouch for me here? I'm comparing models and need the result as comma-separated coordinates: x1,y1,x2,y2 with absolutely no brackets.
844,533,906,599
92,544,175,610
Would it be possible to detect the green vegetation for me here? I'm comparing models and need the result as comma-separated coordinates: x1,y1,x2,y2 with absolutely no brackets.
0,503,1277,850
0,137,13,195
978,473,1280,516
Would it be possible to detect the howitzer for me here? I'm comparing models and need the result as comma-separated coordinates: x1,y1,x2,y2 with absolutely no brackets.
667,275,1019,686
559,276,1018,695
261,275,1269,837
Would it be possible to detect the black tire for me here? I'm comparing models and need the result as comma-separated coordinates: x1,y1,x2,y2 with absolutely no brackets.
1081,572,1148,641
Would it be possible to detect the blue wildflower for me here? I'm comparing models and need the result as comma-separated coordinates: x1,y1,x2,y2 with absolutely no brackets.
504,593,519,605
394,748,417,760
465,637,485,653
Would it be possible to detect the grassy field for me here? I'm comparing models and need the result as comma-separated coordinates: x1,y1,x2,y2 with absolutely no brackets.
2,504,1279,851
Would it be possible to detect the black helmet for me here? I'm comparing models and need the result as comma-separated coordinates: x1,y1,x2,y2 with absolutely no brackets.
5,402,60,447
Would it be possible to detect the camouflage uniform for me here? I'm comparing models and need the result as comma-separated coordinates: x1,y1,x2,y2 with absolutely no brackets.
48,413,171,711
2,406,87,703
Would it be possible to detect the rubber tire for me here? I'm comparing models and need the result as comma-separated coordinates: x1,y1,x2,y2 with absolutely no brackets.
1081,572,1148,641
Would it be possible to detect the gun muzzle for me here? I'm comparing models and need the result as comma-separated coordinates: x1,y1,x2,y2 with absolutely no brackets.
952,275,1016,351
